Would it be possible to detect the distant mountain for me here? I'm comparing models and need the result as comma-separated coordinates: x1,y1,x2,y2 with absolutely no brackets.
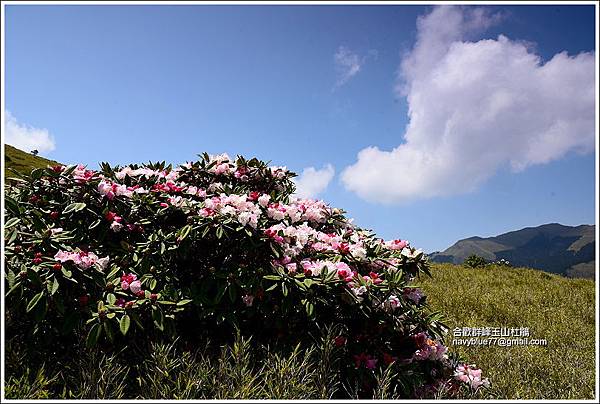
429,223,595,279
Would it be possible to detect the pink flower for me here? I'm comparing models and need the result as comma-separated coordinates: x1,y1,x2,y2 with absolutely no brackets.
353,353,377,369
105,211,121,222
258,194,270,207
334,336,346,347
337,243,350,254
54,250,73,262
129,280,142,294
383,353,397,366
98,181,115,200
121,273,137,290
200,207,214,217
214,163,231,175
454,364,489,390
242,294,254,307
387,239,408,250
337,267,351,279
96,256,110,271
353,353,368,368
404,287,424,304
365,358,378,370
286,263,297,274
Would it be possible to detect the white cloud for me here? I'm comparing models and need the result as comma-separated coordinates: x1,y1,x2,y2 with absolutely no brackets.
5,111,56,154
342,6,595,204
334,46,364,88
293,164,335,198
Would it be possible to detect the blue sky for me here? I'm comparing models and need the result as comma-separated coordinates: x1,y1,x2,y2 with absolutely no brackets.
4,4,596,252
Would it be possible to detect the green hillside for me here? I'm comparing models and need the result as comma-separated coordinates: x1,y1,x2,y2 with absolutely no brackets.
4,144,58,179
418,263,596,399
429,224,596,279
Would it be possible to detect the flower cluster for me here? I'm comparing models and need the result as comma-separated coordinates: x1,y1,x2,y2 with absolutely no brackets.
454,364,490,390
413,332,449,362
4,152,488,399
54,250,110,271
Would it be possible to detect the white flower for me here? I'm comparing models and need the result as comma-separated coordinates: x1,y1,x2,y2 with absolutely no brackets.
237,211,252,226
350,246,367,260
352,285,367,296
95,256,110,271
258,194,271,207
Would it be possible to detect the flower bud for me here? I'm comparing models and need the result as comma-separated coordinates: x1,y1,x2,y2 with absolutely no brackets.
78,295,89,306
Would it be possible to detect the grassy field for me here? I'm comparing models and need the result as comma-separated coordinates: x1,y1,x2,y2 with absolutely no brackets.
418,263,596,399
4,144,58,180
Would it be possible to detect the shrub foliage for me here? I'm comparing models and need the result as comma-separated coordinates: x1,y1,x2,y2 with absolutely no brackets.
4,153,487,398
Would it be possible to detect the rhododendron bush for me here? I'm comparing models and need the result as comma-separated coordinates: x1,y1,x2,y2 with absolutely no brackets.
4,153,488,398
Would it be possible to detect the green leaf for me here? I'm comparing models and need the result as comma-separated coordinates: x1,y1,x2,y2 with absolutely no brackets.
88,218,102,230
86,323,102,347
8,229,18,244
152,307,164,331
61,312,78,335
107,293,116,305
103,321,115,342
304,300,314,317
4,196,20,216
119,315,131,335
50,278,59,295
27,291,44,313
179,224,192,240
7,270,16,288
282,282,289,297
4,217,21,229
61,267,72,278
107,266,120,280
63,202,86,214
177,299,193,306
228,283,237,303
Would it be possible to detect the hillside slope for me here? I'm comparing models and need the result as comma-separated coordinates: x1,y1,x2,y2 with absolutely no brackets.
429,223,595,279
418,263,595,399
4,144,58,179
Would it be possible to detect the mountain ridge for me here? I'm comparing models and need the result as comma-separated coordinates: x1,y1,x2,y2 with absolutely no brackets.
429,223,595,279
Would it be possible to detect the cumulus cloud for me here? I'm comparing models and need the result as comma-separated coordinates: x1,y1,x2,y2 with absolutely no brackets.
293,164,335,198
5,111,56,154
334,46,365,88
342,6,595,204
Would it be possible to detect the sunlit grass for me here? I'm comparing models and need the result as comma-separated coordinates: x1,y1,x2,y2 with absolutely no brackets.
418,263,596,399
